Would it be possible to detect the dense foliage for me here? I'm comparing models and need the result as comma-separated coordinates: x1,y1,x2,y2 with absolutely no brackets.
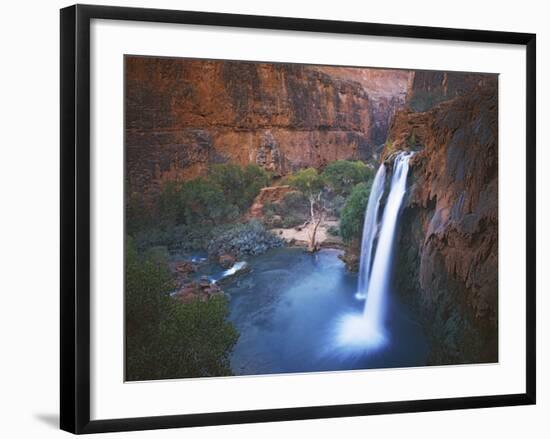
126,163,271,247
126,177,154,237
321,160,373,196
286,168,325,199
161,177,236,226
209,163,271,212
339,182,372,243
125,239,239,380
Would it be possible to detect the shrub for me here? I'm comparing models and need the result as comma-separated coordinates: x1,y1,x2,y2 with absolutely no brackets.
340,182,371,243
209,163,270,213
322,160,373,196
326,194,346,217
125,238,239,380
126,189,153,236
327,225,340,236
287,168,325,198
180,177,237,224
155,177,239,228
155,181,181,226
262,202,277,218
281,191,308,214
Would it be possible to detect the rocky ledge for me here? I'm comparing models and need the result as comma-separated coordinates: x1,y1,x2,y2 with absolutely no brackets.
173,276,225,303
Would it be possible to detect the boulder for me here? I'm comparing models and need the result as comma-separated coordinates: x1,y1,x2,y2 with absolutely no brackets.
174,278,226,303
173,260,197,275
218,253,236,269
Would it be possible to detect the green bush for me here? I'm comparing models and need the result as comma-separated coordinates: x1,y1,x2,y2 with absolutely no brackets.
260,192,309,228
322,160,373,197
180,177,238,224
327,225,340,237
287,168,325,197
155,178,231,227
281,191,308,214
209,163,270,212
125,238,239,381
326,194,346,217
156,181,181,226
126,189,153,236
340,182,372,243
146,164,270,235
262,202,277,219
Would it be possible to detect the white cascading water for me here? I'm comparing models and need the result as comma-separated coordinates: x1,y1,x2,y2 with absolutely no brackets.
362,152,412,329
335,151,413,351
355,163,387,300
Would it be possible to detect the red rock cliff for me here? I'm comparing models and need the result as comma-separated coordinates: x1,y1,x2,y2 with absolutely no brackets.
386,73,498,364
125,57,407,196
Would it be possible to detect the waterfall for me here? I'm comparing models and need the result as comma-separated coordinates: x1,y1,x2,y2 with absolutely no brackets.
334,151,413,351
362,151,413,335
355,163,386,300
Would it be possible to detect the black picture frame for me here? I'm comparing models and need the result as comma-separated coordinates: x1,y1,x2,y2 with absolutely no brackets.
60,4,536,434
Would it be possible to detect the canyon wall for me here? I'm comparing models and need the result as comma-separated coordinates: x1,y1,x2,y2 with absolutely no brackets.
405,70,495,112
386,73,498,364
125,56,408,197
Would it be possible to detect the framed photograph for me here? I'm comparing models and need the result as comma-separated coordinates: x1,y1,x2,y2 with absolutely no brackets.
60,4,536,434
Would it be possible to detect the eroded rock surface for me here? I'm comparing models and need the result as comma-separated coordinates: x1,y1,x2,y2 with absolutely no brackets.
125,57,409,198
248,185,295,218
386,75,498,364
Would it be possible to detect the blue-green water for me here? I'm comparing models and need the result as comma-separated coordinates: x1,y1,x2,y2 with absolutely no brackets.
218,247,428,376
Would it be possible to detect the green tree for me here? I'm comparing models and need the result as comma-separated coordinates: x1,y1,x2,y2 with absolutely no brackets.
125,238,239,381
322,160,373,196
180,177,236,225
125,238,174,348
126,189,152,236
156,181,181,226
288,168,325,217
340,182,372,243
209,163,270,213
156,174,243,228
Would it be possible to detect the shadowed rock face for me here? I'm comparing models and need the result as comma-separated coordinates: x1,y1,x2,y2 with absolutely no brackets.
125,57,408,197
405,70,495,113
386,74,498,364
314,67,411,147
